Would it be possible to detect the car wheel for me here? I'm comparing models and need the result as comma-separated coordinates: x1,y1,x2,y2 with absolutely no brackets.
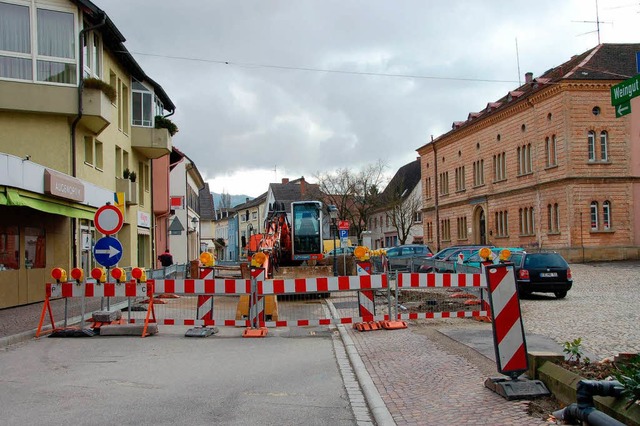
518,289,531,298
554,291,567,299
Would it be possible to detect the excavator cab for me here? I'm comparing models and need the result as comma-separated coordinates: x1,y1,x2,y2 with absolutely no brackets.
291,201,324,261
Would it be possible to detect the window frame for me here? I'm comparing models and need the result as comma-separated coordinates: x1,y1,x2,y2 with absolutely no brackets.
0,2,79,85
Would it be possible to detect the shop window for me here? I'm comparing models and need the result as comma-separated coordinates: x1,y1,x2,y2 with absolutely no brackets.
0,226,19,270
25,227,46,269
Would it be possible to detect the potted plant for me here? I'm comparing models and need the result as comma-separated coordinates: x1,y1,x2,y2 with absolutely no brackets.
129,171,137,183
154,115,179,136
83,77,117,103
123,168,130,179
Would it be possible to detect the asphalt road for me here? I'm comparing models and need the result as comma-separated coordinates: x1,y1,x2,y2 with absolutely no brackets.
0,328,356,426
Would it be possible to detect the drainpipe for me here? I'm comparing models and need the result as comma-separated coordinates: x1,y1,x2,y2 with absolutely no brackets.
69,13,106,268
552,380,625,426
432,136,440,252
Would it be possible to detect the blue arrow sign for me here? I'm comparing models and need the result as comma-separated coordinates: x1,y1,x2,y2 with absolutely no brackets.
93,236,123,267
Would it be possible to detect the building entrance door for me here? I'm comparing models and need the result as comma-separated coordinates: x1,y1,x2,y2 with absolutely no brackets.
473,206,486,245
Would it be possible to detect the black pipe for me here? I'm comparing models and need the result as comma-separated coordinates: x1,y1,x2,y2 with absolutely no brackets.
553,380,625,426
69,13,106,268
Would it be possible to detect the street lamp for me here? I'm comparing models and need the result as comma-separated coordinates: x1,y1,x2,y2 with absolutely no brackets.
327,205,339,276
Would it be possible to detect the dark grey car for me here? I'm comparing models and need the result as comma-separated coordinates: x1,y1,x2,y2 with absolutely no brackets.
385,244,433,272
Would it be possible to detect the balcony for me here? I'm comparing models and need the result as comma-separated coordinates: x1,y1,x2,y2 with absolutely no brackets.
116,178,138,206
79,87,113,135
0,81,112,135
131,127,172,159
0,80,75,115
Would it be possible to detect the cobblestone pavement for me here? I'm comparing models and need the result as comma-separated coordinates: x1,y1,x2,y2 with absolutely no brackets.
347,322,548,426
346,261,640,425
520,261,640,360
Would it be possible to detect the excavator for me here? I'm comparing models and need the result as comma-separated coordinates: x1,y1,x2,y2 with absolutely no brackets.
237,200,326,321
246,200,325,277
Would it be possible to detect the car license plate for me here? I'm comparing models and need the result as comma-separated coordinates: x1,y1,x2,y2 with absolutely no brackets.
540,272,558,277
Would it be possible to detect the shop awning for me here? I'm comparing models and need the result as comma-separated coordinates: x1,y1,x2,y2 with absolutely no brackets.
137,227,151,235
2,187,95,220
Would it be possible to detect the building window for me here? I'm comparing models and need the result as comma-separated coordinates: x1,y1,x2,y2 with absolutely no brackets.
600,131,608,161
0,226,20,270
426,221,433,241
84,137,103,169
590,201,598,230
115,146,122,177
455,166,465,192
252,211,258,220
25,227,46,269
603,201,611,230
413,211,422,223
441,218,451,241
494,210,508,237
517,144,532,175
456,217,468,240
122,83,130,134
545,135,557,167
82,30,101,78
519,207,535,236
473,159,484,186
425,177,432,199
143,163,149,191
493,152,506,182
439,171,449,195
138,161,144,206
547,203,560,233
588,131,596,161
84,136,93,165
0,3,77,84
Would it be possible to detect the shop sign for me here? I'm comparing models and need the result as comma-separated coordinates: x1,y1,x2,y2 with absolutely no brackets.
138,210,151,228
44,170,84,202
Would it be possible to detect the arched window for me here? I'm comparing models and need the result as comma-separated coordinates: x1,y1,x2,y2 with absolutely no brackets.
590,201,599,230
587,131,596,161
600,131,608,161
603,201,611,230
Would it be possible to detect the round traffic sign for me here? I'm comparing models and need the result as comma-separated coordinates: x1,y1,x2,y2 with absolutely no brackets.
94,204,124,235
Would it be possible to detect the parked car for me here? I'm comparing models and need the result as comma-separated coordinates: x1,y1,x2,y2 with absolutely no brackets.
385,244,433,272
418,245,489,272
463,247,524,268
326,246,355,256
509,251,573,299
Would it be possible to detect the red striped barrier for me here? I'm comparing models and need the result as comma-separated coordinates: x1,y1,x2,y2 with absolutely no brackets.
485,264,528,376
396,272,484,288
46,281,150,298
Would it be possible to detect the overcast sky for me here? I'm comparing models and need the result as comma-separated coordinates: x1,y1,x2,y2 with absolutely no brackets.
94,0,639,197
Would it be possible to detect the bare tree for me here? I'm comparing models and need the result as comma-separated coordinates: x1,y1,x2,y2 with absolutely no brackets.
386,189,422,245
315,160,387,243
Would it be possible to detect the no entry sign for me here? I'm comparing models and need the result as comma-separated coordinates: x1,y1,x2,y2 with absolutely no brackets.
94,204,124,235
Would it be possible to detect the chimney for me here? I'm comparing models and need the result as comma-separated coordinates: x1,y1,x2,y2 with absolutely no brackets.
300,176,306,195
282,178,289,184
245,197,249,203
525,72,533,83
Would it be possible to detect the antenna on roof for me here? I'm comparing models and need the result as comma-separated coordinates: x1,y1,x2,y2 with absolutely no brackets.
515,38,522,86
572,0,612,44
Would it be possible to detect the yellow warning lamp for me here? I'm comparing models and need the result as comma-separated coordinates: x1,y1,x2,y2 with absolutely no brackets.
110,267,127,283
498,249,511,262
70,267,84,282
354,246,370,261
200,252,214,267
91,267,106,283
251,251,267,268
50,267,67,283
131,267,147,283
478,247,493,261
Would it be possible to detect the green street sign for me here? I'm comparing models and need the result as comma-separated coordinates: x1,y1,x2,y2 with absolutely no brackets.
611,74,640,106
615,100,632,118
